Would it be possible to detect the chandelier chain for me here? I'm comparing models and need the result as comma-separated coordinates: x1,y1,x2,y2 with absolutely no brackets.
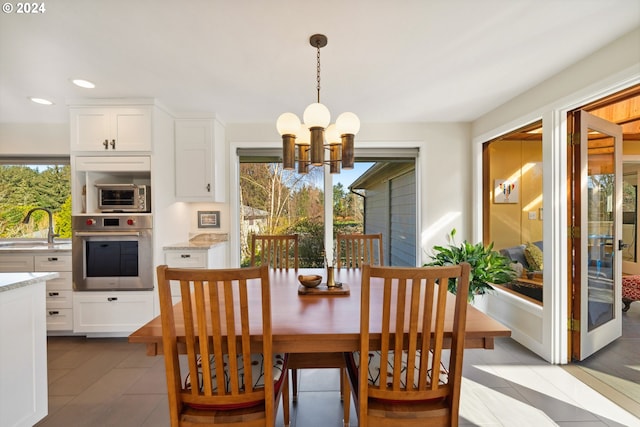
316,42,321,103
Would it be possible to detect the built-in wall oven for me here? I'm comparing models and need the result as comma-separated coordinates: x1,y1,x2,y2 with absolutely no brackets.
72,215,153,291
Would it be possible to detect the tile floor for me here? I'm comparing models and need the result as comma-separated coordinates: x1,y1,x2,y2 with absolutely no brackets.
36,305,640,427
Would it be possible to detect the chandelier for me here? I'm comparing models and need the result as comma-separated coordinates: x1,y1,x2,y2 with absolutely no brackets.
276,34,360,174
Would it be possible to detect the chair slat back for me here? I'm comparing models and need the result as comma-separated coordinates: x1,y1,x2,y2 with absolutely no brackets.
157,265,275,424
337,233,383,268
250,234,299,270
357,263,470,421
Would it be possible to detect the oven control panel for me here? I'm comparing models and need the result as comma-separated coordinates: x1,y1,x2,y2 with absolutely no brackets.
73,215,152,231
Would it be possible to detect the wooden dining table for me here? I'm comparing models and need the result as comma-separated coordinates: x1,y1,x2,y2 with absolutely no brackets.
128,268,511,357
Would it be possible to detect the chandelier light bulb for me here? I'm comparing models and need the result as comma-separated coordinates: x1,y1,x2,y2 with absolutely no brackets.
295,124,311,145
276,112,301,136
325,124,340,144
335,112,360,135
303,102,331,129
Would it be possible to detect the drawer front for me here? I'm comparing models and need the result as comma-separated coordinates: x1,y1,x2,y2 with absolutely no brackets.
46,308,73,331
73,292,154,333
165,251,207,268
46,271,73,291
75,155,151,171
34,254,72,272
46,290,73,309
0,255,34,272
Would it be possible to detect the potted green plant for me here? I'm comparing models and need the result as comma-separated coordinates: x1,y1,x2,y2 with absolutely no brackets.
425,229,516,302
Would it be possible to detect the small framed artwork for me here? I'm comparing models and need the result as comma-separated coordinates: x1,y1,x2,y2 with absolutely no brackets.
197,211,220,228
494,179,519,203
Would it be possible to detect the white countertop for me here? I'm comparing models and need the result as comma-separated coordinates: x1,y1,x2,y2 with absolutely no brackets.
0,272,59,293
0,239,72,253
163,233,228,251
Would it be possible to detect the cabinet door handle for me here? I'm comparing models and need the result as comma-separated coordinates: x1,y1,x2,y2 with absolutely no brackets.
48,292,59,296
107,297,118,302
48,311,60,315
110,139,116,149
48,257,58,261
181,254,191,258
103,139,109,149
207,183,211,192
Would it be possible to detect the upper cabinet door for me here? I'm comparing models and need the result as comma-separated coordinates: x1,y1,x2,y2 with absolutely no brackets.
175,118,224,202
70,107,152,153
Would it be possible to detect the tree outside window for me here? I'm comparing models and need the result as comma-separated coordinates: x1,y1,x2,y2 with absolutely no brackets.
0,164,72,238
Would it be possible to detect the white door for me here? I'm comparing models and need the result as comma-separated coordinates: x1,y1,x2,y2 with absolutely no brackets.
578,110,623,360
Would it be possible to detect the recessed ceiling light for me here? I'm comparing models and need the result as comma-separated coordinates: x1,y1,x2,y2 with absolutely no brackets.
72,79,95,89
29,97,54,105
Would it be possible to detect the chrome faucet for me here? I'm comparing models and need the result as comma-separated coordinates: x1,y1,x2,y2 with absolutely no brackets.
23,207,59,244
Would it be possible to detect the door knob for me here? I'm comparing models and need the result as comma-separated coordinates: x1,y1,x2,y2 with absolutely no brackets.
618,240,629,251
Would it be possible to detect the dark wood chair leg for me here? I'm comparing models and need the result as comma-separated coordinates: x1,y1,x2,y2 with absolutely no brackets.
291,368,298,401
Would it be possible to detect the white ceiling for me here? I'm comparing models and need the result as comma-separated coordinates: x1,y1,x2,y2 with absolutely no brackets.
1,0,639,126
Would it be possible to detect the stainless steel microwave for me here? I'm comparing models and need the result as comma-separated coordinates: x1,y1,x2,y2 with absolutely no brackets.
95,184,150,212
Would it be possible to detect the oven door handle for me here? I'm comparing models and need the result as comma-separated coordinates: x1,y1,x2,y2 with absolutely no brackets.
75,231,141,237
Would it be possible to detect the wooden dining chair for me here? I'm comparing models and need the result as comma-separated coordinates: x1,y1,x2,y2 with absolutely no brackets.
156,264,290,427
250,234,299,270
336,233,384,268
250,234,299,394
344,262,471,427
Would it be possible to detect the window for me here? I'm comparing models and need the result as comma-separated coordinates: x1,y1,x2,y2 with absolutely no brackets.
483,121,544,303
0,159,71,239
238,148,417,267
238,160,325,267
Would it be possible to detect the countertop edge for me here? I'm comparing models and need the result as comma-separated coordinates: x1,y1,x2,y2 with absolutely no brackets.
0,246,72,253
0,272,59,293
163,240,228,251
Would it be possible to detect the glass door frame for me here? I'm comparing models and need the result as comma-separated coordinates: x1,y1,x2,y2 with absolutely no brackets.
571,109,623,361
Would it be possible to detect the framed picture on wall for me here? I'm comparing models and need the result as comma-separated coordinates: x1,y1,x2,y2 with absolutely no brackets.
197,211,220,228
494,179,519,203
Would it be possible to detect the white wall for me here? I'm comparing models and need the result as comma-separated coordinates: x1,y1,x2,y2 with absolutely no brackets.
473,28,640,139
225,121,472,267
0,123,69,155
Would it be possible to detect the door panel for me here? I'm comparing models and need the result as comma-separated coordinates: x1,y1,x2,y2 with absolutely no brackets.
576,110,623,360
622,166,640,274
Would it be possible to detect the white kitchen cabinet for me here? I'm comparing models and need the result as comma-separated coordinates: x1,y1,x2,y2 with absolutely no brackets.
72,156,151,214
0,277,49,427
164,242,228,303
75,156,151,172
164,250,210,268
0,252,73,332
70,107,152,152
35,255,73,332
0,254,34,272
73,291,154,335
174,118,226,202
